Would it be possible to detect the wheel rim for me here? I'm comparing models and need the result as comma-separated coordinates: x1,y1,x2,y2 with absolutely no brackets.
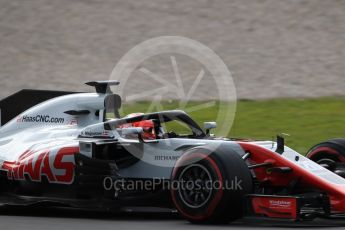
178,164,213,209
317,158,345,176
317,158,337,171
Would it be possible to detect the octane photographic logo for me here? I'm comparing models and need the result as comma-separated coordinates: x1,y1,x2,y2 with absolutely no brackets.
103,176,243,199
109,36,237,167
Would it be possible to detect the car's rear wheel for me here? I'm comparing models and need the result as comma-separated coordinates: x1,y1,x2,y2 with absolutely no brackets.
307,139,345,178
171,147,253,224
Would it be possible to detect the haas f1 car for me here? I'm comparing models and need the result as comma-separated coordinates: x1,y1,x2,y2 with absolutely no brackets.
1,81,345,224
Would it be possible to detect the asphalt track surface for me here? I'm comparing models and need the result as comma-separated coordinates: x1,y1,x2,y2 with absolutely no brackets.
1,207,345,230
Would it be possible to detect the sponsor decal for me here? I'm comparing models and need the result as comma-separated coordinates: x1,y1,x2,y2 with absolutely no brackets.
1,147,77,184
17,115,65,124
82,130,112,137
269,200,292,209
154,155,180,161
68,118,78,126
252,196,298,219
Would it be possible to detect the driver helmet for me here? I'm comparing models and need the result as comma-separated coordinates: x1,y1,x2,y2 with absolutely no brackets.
122,113,156,140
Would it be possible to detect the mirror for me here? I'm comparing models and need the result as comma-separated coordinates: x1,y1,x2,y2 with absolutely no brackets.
204,122,217,135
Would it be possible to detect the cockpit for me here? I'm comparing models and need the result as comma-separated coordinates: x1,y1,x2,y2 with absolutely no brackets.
105,110,206,140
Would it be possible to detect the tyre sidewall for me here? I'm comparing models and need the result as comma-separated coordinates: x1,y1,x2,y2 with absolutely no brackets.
171,146,253,223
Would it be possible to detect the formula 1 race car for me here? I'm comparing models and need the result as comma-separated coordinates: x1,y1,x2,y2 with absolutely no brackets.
1,81,345,224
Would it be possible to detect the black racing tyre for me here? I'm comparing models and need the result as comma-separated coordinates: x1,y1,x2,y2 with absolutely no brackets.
170,147,253,224
307,138,345,177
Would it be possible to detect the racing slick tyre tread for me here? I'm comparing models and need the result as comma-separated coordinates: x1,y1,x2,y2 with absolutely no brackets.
171,146,253,224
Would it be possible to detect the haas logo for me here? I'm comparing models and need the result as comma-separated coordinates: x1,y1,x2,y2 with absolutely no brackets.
1,147,78,184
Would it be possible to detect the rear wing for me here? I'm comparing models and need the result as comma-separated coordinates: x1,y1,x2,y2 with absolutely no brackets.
0,90,79,126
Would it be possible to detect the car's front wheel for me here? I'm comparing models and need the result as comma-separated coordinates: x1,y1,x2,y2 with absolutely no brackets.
171,147,253,224
307,139,345,178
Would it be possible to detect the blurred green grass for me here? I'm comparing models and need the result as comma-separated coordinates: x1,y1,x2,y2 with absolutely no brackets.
121,97,345,154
